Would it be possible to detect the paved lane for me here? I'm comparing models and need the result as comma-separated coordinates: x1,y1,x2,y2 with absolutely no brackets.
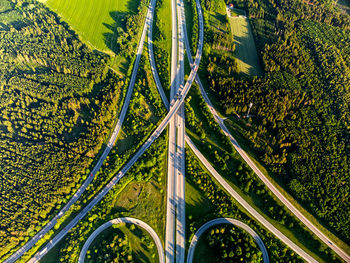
175,0,186,260
165,0,178,259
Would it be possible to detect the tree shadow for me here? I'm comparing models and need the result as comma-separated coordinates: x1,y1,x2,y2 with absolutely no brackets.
126,0,141,14
102,11,128,54
231,19,262,77
133,249,151,263
101,0,141,54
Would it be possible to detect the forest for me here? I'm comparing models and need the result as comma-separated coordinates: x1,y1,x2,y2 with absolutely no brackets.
201,0,350,241
85,224,157,263
200,224,263,262
86,227,134,263
0,0,128,259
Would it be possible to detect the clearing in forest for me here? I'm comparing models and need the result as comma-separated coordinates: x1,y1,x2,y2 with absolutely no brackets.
46,0,138,52
228,15,262,76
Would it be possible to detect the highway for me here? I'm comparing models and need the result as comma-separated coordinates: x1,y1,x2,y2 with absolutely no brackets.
3,1,154,262
78,217,164,263
180,3,350,262
24,0,204,259
175,0,186,261
165,0,178,259
186,218,269,263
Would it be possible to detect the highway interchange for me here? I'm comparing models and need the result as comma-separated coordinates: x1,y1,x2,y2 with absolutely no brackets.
4,0,350,261
12,0,203,260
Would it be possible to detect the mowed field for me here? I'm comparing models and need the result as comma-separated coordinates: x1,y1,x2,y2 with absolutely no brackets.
46,0,136,51
229,16,262,76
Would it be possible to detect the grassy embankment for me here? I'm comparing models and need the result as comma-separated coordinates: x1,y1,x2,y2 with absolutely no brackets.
152,0,172,99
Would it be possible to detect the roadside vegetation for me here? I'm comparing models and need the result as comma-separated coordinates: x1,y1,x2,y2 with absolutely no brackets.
0,0,127,260
194,224,263,262
183,0,199,56
152,0,172,97
41,131,167,262
202,0,350,244
85,224,158,263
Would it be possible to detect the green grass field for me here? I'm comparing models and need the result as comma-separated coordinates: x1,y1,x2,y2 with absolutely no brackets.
154,0,171,52
46,0,138,52
152,0,172,97
228,16,262,76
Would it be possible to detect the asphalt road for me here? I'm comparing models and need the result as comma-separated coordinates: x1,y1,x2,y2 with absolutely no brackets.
186,218,269,263
3,1,153,262
78,217,164,263
165,0,178,259
175,0,186,261
24,0,204,259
